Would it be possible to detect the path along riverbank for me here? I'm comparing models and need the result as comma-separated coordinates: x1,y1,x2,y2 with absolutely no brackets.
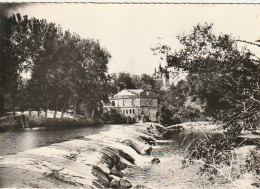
0,122,258,188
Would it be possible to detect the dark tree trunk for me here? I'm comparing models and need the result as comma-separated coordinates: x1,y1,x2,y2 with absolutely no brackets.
25,116,29,128
73,99,77,118
12,109,15,118
11,99,15,118
61,101,66,118
0,93,4,116
29,108,32,118
91,109,95,119
38,108,40,118
45,109,47,119
84,101,89,118
20,116,24,128
53,97,59,118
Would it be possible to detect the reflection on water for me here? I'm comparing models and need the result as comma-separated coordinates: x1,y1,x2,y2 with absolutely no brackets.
0,125,113,156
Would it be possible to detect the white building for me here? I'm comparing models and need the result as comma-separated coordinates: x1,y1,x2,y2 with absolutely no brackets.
103,89,158,122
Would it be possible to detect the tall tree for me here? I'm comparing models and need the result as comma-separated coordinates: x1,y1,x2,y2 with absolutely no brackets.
0,14,31,116
154,23,260,133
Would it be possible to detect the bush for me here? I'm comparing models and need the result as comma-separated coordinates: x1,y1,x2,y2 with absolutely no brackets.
243,150,260,187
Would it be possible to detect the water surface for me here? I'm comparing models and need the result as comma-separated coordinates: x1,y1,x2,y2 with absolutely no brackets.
0,124,113,156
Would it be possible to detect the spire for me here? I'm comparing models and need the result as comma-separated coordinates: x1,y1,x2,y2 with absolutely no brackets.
159,63,162,72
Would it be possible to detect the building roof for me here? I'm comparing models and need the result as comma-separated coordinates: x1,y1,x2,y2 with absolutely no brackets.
127,89,144,95
114,89,143,97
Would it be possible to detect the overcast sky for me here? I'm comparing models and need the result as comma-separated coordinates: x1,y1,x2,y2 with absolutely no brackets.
6,3,260,75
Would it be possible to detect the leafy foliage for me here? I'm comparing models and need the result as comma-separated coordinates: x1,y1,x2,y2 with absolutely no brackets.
108,72,162,95
154,23,260,133
0,14,111,119
154,23,260,184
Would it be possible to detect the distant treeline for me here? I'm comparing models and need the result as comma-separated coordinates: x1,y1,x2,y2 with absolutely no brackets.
0,13,111,118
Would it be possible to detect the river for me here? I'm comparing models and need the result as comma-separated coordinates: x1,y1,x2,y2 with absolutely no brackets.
0,124,113,156
0,123,222,188
0,125,218,156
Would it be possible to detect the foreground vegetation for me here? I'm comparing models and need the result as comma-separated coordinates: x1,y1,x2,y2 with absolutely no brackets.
153,23,260,187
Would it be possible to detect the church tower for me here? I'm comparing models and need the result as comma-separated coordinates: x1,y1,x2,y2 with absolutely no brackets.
153,64,170,89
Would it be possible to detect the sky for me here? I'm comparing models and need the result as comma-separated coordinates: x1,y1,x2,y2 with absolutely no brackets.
5,3,260,75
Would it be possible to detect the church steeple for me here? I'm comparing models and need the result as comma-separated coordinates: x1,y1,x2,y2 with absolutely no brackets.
159,63,162,72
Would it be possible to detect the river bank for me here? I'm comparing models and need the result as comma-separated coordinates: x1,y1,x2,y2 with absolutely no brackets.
0,111,98,130
0,122,258,188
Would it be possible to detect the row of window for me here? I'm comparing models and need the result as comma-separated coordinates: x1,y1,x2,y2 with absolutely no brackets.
111,99,155,106
122,109,135,114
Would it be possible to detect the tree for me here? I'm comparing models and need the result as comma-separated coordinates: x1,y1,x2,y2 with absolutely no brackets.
1,13,112,121
114,72,137,91
155,23,260,133
26,18,62,118
0,14,31,117
154,24,260,179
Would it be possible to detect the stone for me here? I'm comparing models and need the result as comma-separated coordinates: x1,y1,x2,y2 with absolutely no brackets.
140,135,156,146
110,178,120,188
119,178,132,189
101,147,120,169
91,165,111,188
145,147,152,155
133,185,149,189
109,175,121,188
110,167,123,178
151,158,160,164
118,149,135,164
115,161,127,170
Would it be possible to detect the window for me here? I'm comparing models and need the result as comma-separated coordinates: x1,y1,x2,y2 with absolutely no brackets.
123,109,125,114
150,100,152,105
123,100,125,106
133,109,135,114
130,109,132,114
126,109,128,114
112,101,115,106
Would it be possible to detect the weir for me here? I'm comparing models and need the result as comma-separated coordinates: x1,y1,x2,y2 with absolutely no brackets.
0,123,162,188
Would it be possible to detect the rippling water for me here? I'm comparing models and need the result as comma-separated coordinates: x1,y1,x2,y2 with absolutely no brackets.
0,124,113,156
125,130,222,189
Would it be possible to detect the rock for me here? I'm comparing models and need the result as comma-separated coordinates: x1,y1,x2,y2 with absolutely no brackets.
115,161,127,170
91,165,111,188
92,180,104,188
166,125,184,130
119,178,132,188
145,147,152,155
109,174,121,180
110,167,123,178
133,185,150,189
101,147,120,169
118,149,135,165
124,139,152,156
139,135,156,146
151,158,160,164
110,178,120,188
109,175,121,188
